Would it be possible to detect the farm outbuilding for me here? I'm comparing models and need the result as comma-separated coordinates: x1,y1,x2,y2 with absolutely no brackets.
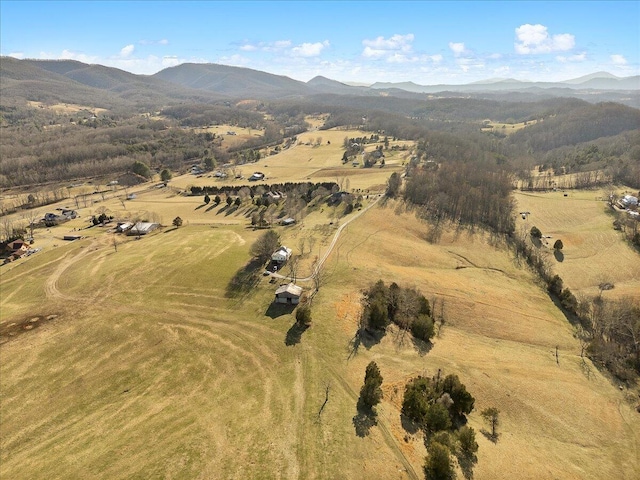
128,222,159,236
274,283,302,304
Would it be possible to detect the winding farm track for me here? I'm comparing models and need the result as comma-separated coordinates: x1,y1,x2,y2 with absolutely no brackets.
44,238,102,301
274,194,384,283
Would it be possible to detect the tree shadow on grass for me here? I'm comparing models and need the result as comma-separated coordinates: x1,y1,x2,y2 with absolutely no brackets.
205,203,219,212
265,302,295,319
400,414,421,435
225,205,239,216
353,401,378,437
195,204,206,210
216,205,230,216
554,250,564,262
285,321,309,346
163,227,179,234
480,429,499,443
225,259,263,298
456,452,478,480
347,328,386,360
412,337,434,357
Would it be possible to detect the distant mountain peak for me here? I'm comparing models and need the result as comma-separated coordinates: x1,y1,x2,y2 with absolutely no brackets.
562,71,621,84
307,75,347,86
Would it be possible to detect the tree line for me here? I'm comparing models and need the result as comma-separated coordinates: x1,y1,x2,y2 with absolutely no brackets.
512,228,640,382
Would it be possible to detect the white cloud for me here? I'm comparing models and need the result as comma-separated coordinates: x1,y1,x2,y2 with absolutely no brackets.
428,54,443,63
556,52,587,63
239,44,257,52
449,42,466,56
291,40,329,58
120,44,135,57
39,49,99,64
159,39,169,45
8,52,24,59
610,54,627,65
361,34,414,59
274,40,292,49
515,24,575,54
362,46,386,59
218,54,251,67
36,48,206,74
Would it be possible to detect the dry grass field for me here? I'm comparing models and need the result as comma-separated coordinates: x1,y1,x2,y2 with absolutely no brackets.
514,188,640,298
2,166,639,479
481,119,538,135
27,100,108,115
170,127,412,193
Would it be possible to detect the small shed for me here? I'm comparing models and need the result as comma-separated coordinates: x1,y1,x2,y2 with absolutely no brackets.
274,283,303,304
272,246,292,263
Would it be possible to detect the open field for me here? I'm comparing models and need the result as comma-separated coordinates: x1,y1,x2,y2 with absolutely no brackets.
481,119,539,135
514,188,640,298
170,127,412,193
27,100,108,115
2,175,639,479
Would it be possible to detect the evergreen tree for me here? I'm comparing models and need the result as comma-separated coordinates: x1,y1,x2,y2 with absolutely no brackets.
359,361,383,410
424,442,456,480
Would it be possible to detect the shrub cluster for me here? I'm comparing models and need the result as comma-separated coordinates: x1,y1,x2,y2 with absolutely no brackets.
361,280,435,342
402,371,478,479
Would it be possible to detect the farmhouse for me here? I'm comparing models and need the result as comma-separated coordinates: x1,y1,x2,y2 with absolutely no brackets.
249,172,265,181
263,191,284,202
116,222,133,233
44,212,66,225
7,239,29,257
60,209,77,219
274,283,302,304
619,195,638,209
128,222,160,236
272,246,292,264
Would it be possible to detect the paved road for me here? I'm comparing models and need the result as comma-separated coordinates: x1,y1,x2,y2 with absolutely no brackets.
271,194,383,283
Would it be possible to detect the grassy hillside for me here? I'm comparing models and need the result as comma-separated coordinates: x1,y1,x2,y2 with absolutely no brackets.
1,177,638,479
514,189,640,298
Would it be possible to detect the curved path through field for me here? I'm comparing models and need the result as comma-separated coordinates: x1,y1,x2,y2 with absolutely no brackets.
273,194,384,283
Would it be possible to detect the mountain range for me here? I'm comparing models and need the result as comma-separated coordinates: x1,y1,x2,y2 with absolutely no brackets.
1,57,638,110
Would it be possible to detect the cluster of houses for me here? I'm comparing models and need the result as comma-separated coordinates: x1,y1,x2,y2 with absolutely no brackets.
44,208,77,226
618,194,639,209
617,194,640,220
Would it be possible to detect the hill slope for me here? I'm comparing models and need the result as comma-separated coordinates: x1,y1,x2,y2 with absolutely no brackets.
153,62,312,99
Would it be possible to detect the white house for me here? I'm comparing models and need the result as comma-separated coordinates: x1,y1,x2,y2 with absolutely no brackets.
620,195,638,208
271,246,292,263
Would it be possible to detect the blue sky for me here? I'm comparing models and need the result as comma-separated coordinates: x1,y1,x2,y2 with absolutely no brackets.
1,1,638,84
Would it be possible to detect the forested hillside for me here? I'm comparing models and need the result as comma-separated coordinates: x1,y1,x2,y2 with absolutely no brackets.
1,57,639,189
